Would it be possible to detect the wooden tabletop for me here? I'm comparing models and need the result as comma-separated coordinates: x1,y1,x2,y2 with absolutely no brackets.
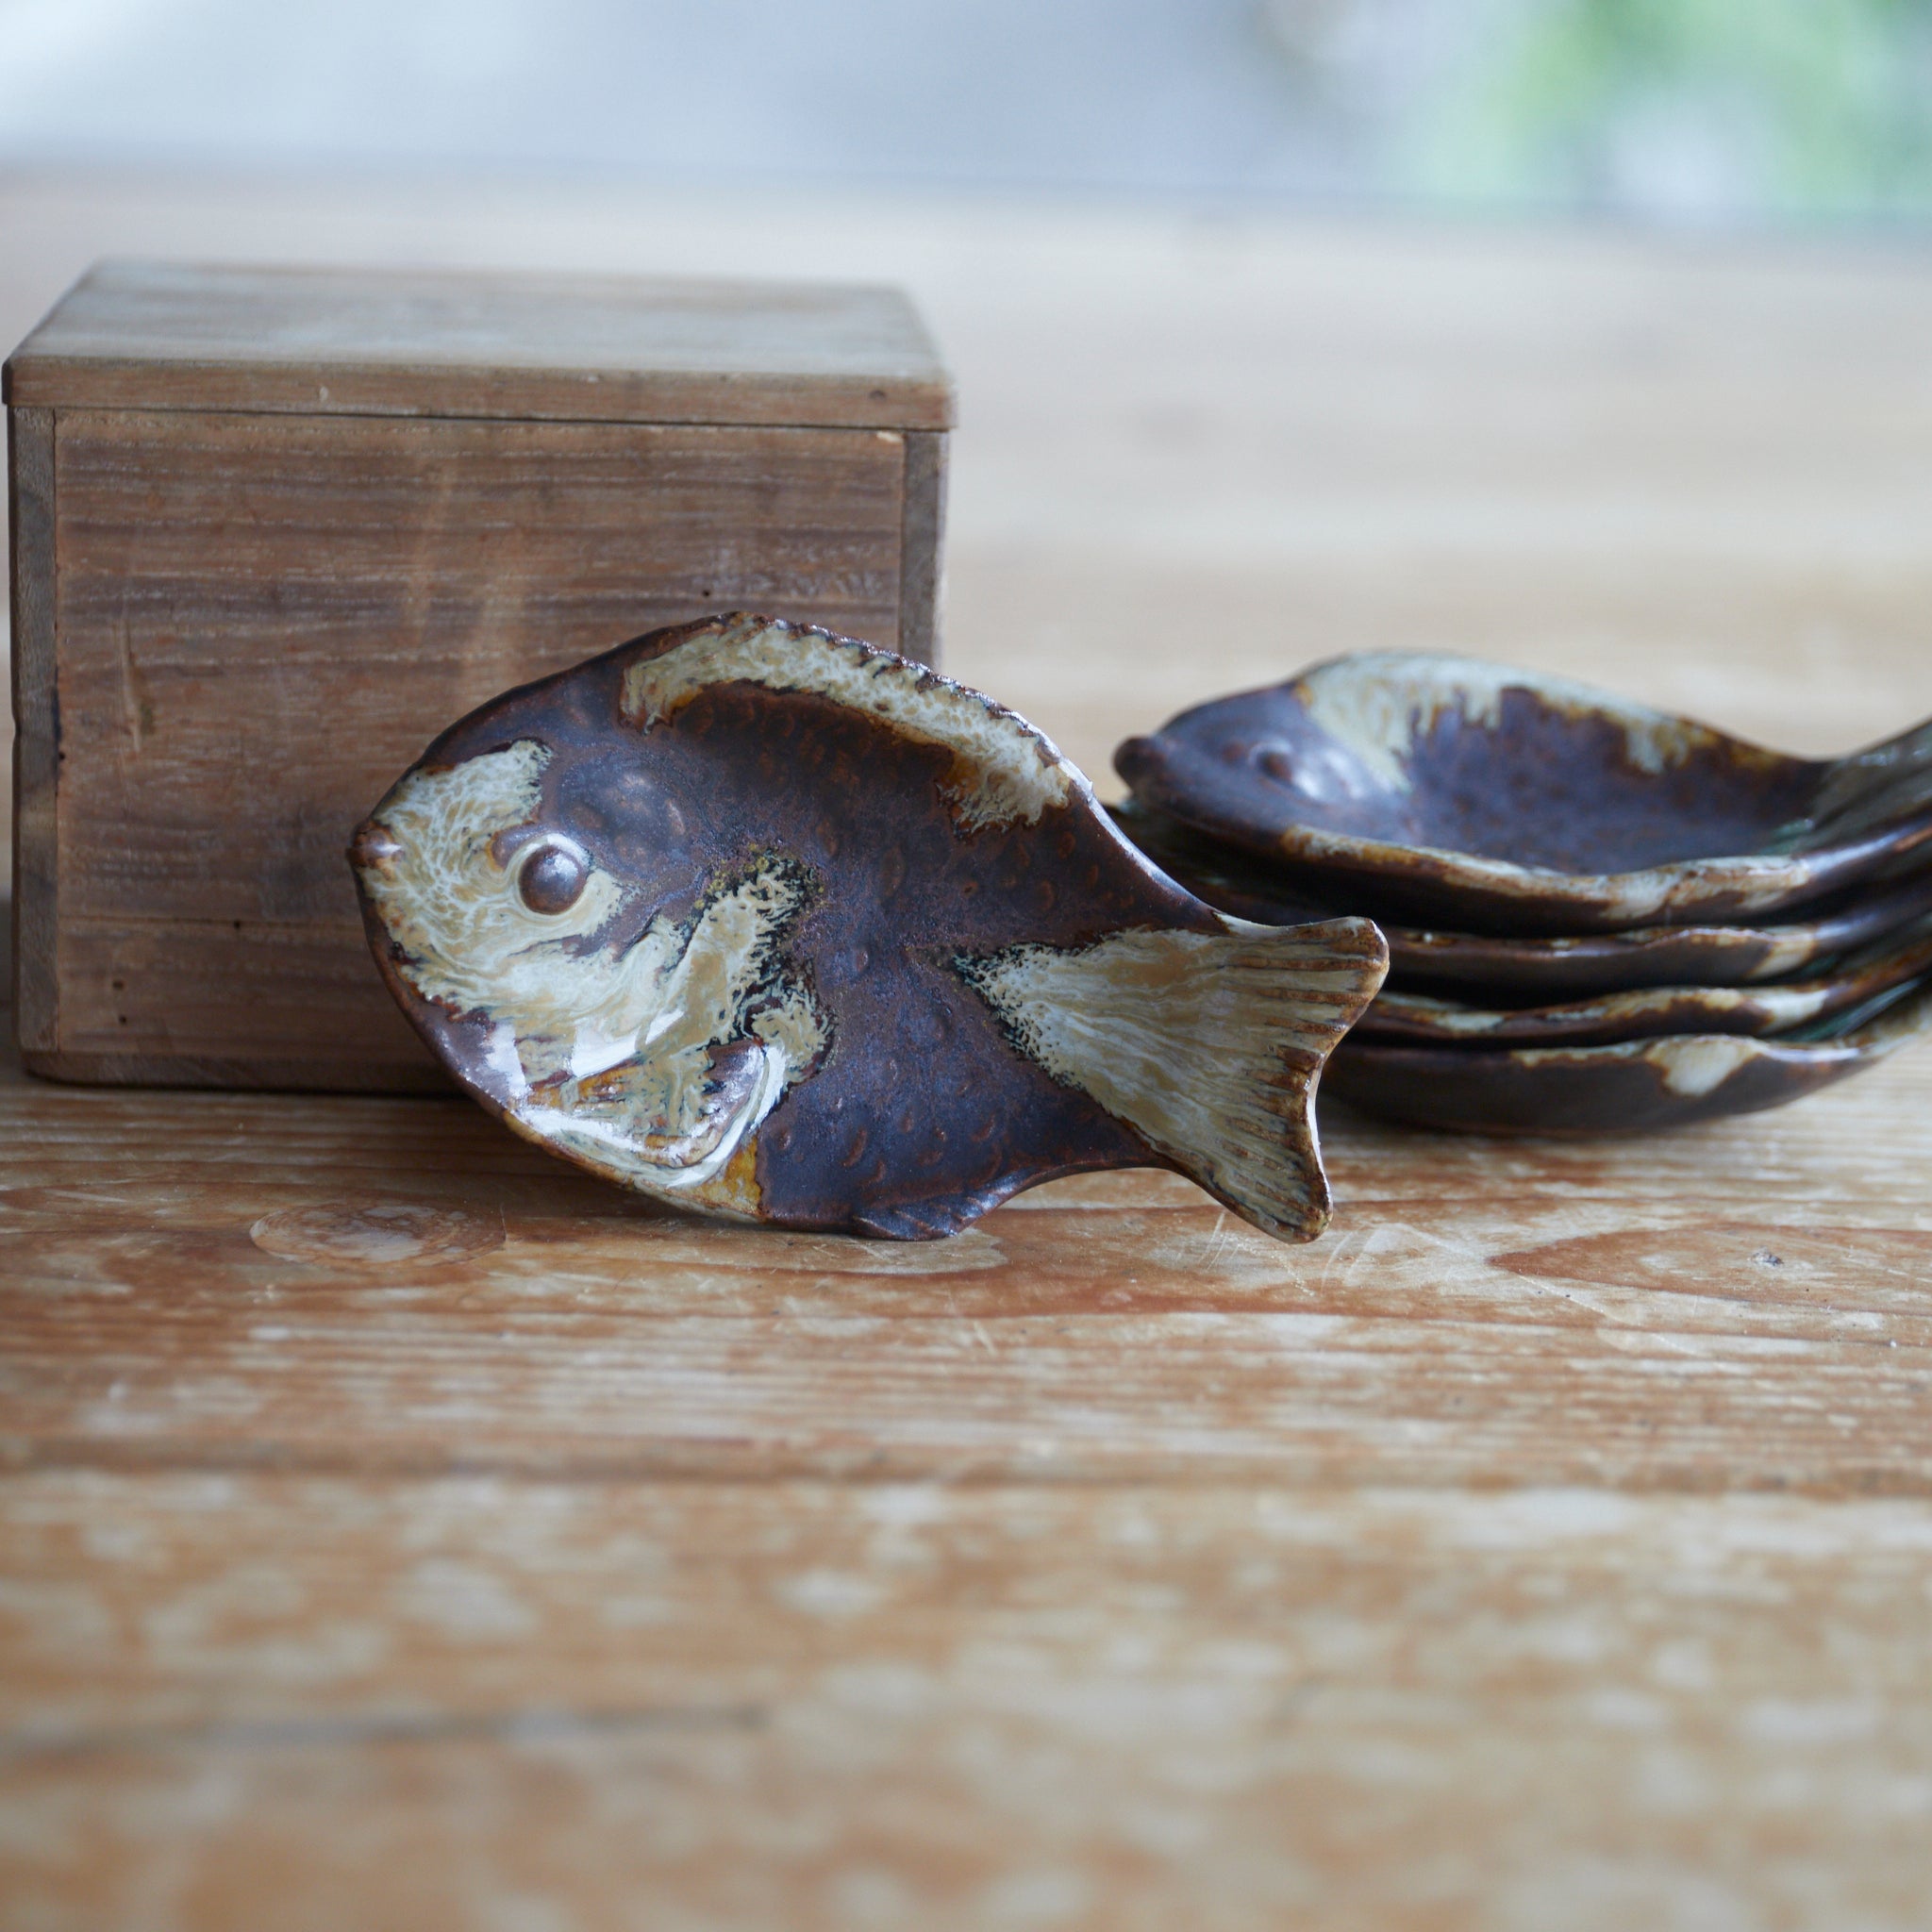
6,175,1932,1929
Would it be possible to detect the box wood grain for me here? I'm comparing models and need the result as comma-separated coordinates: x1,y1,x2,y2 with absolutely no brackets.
4,258,952,428
8,405,56,1058
7,262,952,1091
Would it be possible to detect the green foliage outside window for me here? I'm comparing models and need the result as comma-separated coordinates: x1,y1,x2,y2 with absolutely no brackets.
1400,0,1932,218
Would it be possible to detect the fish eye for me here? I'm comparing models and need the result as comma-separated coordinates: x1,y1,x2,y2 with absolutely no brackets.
515,839,590,916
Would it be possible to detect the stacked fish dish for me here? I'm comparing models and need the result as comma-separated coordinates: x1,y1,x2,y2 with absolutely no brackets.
1112,653,1932,1133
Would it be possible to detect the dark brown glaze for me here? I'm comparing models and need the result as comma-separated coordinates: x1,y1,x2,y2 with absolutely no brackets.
1106,803,1342,925
1325,979,1932,1136
1355,917,1932,1047
353,618,1388,1241
1110,800,1932,1000
1115,655,1932,935
1378,871,1932,998
381,663,1196,1237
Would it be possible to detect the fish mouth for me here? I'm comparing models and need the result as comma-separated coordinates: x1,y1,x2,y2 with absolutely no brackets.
517,1036,786,1190
347,817,405,876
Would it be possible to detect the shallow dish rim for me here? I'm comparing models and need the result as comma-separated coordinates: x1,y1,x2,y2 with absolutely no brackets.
1118,652,1932,935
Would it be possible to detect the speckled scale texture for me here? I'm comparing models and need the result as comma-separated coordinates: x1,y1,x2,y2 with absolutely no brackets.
638,679,1167,1235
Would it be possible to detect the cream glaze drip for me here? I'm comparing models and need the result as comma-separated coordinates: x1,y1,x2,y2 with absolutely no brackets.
355,741,825,1204
621,614,1077,832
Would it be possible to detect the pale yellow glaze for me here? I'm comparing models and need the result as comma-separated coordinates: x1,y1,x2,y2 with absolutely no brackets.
961,916,1387,1241
1295,652,1721,796
621,614,1078,832
355,741,824,1211
1646,1035,1763,1098
1377,981,1833,1039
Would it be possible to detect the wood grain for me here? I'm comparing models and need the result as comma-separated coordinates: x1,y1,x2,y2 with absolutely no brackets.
3,1026,1932,1927
898,428,948,665
44,917,448,1092
4,259,954,429
8,405,56,1055
3,1036,1932,1495
5,1475,1932,1932
35,405,909,1086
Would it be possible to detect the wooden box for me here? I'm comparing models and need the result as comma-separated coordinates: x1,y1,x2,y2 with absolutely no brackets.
7,259,951,1091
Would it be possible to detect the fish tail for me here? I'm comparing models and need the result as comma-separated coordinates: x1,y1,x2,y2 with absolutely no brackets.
960,917,1389,1241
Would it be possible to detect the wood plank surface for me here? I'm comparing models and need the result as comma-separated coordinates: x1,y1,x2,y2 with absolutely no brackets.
5,259,954,429
4,1038,1932,1492
7,177,1932,1931
3,995,1932,1927
6,1476,1932,1932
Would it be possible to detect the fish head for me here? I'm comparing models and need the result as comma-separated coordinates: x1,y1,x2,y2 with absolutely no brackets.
352,647,711,1004
348,669,824,1208
350,736,632,1044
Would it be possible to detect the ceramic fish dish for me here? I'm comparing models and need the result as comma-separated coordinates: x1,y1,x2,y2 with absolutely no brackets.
1111,799,1932,999
349,615,1389,1241
1116,653,1932,935
1373,876,1932,1000
1356,919,1932,1048
1327,977,1932,1137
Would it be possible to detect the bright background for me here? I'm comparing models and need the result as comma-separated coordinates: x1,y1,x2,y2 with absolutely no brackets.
7,0,1932,798
7,0,1932,220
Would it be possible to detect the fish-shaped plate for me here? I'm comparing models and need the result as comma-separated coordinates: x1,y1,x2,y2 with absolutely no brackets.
1111,800,1932,999
1354,918,1932,1048
349,615,1389,1241
1324,978,1932,1136
1115,653,1932,936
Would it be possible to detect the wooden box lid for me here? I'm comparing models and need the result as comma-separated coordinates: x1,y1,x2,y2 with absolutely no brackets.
4,259,954,431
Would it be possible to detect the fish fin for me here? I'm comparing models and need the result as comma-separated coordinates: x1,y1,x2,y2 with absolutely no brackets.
619,613,1081,834
957,917,1389,1242
848,1197,987,1242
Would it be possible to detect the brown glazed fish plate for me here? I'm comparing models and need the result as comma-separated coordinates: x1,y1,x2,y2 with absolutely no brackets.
1111,800,1932,999
1326,978,1932,1137
1116,653,1932,935
348,615,1388,1241
1356,917,1932,1048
